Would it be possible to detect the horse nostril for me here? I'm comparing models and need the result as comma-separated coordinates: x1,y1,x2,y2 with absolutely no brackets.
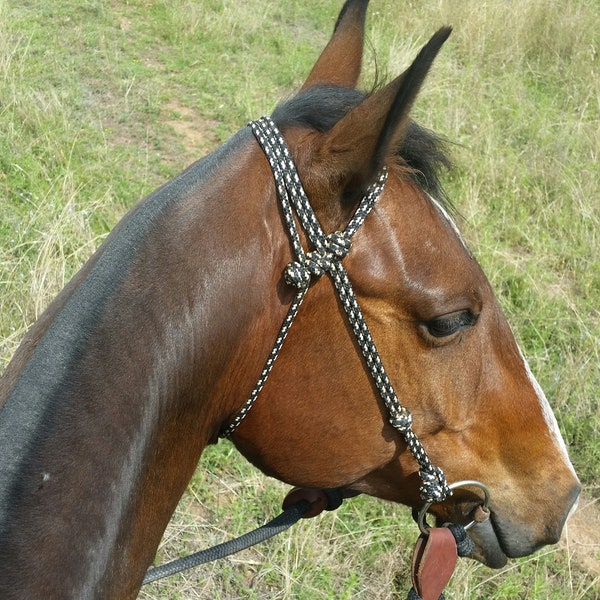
546,480,582,545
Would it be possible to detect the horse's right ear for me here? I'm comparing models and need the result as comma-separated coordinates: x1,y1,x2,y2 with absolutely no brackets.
300,0,370,91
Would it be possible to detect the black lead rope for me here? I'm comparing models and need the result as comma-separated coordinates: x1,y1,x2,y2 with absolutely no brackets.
143,488,346,585
143,498,311,585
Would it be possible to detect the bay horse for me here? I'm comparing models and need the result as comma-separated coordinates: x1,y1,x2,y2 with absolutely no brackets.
0,1,580,598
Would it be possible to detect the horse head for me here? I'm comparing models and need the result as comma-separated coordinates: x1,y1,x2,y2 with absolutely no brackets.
228,0,580,569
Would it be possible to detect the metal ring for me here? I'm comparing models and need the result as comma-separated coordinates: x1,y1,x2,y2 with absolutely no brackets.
417,480,491,535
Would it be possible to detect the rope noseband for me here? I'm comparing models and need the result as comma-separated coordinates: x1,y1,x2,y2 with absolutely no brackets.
221,116,450,505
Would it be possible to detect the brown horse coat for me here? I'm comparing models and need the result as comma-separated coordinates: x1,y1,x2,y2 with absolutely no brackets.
0,1,579,598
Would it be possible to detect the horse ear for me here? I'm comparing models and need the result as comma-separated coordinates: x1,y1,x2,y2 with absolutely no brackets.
318,27,452,195
300,0,370,91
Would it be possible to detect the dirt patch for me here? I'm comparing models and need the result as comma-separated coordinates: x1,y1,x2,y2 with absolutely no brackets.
164,100,219,158
118,16,132,31
561,493,600,575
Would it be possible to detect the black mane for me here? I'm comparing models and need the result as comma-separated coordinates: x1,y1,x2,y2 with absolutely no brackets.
271,84,453,206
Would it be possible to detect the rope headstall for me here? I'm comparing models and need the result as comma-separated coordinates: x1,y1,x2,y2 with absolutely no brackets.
220,116,451,505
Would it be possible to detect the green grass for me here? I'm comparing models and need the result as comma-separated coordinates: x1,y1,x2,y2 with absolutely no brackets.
1,0,599,598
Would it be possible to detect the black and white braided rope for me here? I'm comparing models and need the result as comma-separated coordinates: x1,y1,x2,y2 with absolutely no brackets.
221,116,450,504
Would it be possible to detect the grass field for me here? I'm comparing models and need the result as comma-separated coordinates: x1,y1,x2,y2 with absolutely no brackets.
1,0,598,598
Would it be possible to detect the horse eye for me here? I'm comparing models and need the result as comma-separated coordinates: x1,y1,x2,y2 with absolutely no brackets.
424,310,477,338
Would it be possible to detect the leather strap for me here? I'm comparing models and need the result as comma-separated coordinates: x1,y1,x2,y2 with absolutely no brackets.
411,527,458,600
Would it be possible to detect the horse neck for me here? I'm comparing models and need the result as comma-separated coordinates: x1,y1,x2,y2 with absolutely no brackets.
0,129,289,599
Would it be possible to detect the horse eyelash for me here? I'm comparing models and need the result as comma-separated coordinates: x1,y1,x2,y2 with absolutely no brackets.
425,310,477,338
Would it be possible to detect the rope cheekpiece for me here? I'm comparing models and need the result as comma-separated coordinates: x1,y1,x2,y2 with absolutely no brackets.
220,116,451,504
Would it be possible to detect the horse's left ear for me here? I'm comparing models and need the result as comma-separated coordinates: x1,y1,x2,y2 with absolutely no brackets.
317,26,452,196
300,0,370,91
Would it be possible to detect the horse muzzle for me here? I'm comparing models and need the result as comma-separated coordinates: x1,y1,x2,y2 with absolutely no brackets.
466,479,581,568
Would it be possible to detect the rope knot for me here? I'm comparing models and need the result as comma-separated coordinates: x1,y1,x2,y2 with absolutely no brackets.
283,253,328,289
284,261,312,289
324,231,352,259
445,523,475,557
284,232,352,290
389,406,413,432
418,466,451,504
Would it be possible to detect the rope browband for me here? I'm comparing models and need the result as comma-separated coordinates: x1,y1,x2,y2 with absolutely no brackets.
220,116,451,505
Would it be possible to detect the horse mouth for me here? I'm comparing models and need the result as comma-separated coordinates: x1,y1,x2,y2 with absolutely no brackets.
465,515,509,568
434,505,508,568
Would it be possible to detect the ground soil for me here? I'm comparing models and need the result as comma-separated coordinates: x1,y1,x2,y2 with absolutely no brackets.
561,493,600,576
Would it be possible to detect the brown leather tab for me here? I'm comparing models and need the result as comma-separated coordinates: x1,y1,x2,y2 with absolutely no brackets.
411,528,458,600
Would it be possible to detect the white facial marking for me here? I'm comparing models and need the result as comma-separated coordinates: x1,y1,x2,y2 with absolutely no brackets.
427,193,471,255
427,194,578,481
426,193,578,482
518,347,578,478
